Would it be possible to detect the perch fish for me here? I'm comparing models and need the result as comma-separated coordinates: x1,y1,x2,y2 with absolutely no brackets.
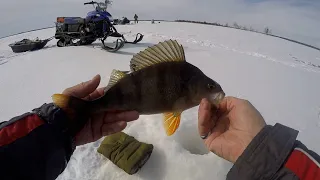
52,40,225,136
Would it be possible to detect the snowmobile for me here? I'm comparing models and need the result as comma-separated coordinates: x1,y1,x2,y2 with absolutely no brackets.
114,17,130,25
54,1,143,52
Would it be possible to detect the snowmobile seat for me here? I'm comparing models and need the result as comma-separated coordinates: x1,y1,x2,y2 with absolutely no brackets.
63,17,85,24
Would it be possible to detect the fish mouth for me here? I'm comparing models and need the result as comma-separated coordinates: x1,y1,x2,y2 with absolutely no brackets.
208,92,225,107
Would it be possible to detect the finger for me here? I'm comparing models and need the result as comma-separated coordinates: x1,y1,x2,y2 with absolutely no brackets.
198,99,215,139
85,87,106,101
90,114,104,141
63,74,101,98
103,111,139,123
205,114,229,145
101,121,127,136
217,96,236,117
96,87,105,95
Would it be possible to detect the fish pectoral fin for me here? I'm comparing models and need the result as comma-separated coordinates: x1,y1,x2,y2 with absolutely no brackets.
105,69,128,93
163,112,182,136
130,40,186,72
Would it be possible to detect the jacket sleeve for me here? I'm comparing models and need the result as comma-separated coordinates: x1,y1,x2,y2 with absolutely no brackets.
0,103,76,180
227,123,320,180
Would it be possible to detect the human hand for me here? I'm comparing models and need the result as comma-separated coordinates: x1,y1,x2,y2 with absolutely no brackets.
62,74,139,146
198,97,266,163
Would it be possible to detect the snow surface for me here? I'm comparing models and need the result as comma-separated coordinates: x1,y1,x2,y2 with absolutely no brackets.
1,21,320,180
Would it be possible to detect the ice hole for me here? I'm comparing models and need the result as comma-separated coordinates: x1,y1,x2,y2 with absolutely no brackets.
173,123,210,155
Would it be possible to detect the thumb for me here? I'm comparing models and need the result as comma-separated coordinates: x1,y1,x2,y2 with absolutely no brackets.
63,74,101,98
198,99,216,139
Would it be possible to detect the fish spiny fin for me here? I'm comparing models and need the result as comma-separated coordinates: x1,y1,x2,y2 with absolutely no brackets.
163,112,182,136
130,40,186,72
105,70,128,93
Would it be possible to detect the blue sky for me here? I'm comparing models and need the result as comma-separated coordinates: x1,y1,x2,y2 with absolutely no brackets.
1,0,320,48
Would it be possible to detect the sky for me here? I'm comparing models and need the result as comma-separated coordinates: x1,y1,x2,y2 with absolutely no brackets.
1,0,320,48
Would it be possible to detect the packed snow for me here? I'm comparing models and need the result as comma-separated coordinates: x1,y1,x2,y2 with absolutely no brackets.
0,22,320,180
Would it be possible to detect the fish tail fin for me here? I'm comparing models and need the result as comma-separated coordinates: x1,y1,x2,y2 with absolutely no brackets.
52,94,89,119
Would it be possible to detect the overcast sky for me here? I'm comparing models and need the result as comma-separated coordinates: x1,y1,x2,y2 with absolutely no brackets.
1,0,320,48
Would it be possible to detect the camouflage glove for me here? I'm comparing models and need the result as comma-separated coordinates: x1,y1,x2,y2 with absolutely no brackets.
97,132,154,175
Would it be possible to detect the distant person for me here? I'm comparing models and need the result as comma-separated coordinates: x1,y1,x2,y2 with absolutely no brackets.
0,75,319,179
134,14,139,24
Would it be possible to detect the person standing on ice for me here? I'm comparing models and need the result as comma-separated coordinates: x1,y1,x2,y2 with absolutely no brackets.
134,14,139,24
0,75,319,180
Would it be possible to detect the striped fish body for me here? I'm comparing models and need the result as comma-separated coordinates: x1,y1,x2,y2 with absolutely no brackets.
52,40,225,136
97,61,207,114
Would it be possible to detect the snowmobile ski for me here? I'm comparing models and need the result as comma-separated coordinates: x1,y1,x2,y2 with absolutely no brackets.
123,33,144,44
101,39,125,52
109,27,144,45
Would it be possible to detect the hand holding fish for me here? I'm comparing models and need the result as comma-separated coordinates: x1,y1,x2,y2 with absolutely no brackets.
198,97,266,163
62,74,139,146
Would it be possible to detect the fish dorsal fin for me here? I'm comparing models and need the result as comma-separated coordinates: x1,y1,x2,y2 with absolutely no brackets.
130,40,186,72
104,70,128,93
163,112,182,136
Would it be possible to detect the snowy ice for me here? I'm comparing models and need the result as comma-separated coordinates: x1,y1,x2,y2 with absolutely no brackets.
0,22,320,179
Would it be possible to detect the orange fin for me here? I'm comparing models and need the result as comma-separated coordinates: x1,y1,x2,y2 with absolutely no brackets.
52,94,87,119
52,94,71,109
163,112,181,136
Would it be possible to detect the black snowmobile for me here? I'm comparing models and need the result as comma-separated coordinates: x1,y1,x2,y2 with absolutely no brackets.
114,17,130,25
54,1,143,52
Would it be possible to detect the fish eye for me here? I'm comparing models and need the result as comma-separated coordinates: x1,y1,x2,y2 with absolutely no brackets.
207,84,216,89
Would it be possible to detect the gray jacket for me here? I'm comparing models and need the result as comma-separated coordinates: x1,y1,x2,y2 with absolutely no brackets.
227,123,320,180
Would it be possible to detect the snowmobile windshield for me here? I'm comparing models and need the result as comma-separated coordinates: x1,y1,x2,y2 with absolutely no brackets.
96,3,107,11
